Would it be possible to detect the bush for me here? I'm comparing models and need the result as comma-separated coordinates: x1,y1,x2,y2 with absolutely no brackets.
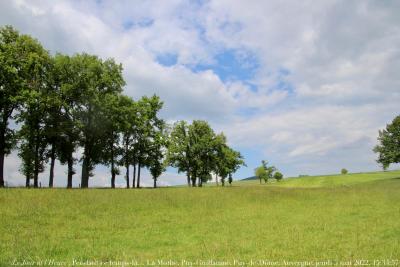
341,168,348,175
274,172,283,182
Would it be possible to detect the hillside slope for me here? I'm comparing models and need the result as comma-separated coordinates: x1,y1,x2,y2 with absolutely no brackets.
238,170,400,188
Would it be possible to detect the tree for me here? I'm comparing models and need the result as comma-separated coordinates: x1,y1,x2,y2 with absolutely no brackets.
166,121,192,186
134,95,164,188
44,55,65,188
0,26,48,187
168,121,244,187
100,93,127,188
214,135,245,186
188,120,216,187
373,115,400,170
341,168,348,175
255,166,267,184
52,53,80,188
148,125,167,188
255,160,276,184
73,54,124,188
14,34,51,188
118,96,137,188
18,138,35,187
274,171,283,182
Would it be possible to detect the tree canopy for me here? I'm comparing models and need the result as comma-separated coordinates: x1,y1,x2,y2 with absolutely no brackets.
374,115,400,170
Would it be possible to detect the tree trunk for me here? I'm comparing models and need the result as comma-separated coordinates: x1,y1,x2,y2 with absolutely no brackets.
215,174,219,186
125,164,130,189
33,168,39,188
111,142,115,189
199,177,203,187
153,178,157,188
191,176,196,187
0,148,4,188
33,143,39,188
25,175,30,188
132,163,136,188
111,171,115,188
136,161,141,188
187,173,191,187
81,157,89,188
67,156,73,188
0,112,9,188
48,145,56,188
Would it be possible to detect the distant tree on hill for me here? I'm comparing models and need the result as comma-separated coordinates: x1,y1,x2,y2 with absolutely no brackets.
341,168,348,175
274,171,283,182
255,160,277,184
255,166,266,184
374,115,400,170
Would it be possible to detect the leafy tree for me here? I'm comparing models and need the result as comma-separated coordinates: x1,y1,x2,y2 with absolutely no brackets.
168,121,244,187
274,171,283,182
43,55,67,187
373,115,400,170
188,120,216,187
118,96,137,188
14,34,51,188
166,120,192,186
100,93,130,188
255,160,276,184
255,166,267,184
148,125,167,188
215,135,245,186
133,95,164,188
341,168,348,175
18,138,35,187
52,54,81,188
73,54,124,188
0,26,48,187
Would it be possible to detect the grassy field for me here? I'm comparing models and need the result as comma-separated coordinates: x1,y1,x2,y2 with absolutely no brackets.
0,171,399,266
236,170,400,187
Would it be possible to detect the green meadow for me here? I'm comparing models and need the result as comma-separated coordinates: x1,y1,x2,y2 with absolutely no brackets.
1,170,399,266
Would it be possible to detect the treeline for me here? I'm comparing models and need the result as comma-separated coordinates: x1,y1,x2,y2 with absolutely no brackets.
0,25,245,188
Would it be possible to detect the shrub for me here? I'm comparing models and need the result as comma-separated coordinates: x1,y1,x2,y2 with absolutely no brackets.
274,172,283,182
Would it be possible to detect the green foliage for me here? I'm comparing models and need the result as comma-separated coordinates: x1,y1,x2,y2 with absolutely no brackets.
274,171,283,181
374,115,400,170
255,160,278,184
167,120,244,187
255,166,267,184
341,168,348,175
0,25,51,187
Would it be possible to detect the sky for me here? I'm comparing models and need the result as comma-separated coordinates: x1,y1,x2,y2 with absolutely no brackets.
1,0,399,187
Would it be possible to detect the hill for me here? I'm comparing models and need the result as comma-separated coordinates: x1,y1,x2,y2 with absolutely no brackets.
238,170,400,187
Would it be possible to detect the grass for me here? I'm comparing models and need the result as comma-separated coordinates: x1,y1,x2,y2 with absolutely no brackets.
236,170,400,187
0,171,399,266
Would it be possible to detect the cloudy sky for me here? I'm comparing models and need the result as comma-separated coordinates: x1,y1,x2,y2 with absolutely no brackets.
1,0,399,187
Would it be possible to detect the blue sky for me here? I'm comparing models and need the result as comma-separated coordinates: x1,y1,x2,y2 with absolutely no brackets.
1,0,400,187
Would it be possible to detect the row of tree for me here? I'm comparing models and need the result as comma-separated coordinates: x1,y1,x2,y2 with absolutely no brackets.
0,25,245,188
